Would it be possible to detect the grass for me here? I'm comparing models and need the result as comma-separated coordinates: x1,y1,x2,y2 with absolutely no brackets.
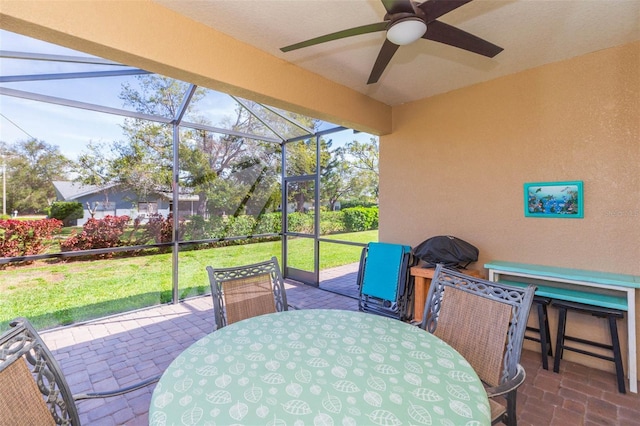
0,230,377,330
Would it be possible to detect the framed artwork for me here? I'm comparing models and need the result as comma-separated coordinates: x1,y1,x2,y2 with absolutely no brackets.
524,181,583,218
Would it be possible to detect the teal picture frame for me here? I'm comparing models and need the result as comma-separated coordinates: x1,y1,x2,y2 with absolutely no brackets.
524,181,584,218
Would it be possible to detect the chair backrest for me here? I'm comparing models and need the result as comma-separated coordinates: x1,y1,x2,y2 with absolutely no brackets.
0,318,80,425
357,242,416,320
421,265,535,387
206,256,288,330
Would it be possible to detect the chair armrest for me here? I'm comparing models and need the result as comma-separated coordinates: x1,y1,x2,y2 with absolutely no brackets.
73,375,160,401
485,364,526,398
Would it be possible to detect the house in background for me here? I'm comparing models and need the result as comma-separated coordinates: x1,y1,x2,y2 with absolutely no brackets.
52,181,199,225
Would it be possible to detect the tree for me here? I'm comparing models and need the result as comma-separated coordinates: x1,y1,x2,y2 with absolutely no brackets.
321,146,356,211
2,139,71,214
345,137,379,201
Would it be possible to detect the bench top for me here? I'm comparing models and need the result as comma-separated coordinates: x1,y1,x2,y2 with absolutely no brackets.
485,261,640,289
499,280,628,311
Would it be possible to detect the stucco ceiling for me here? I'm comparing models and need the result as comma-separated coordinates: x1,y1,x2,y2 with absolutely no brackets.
153,0,639,107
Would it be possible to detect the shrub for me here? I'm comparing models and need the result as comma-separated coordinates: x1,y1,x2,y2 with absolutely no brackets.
47,201,84,226
287,212,314,234
144,213,174,243
60,215,130,252
342,207,378,232
253,212,282,235
319,211,346,234
0,218,63,258
340,200,378,209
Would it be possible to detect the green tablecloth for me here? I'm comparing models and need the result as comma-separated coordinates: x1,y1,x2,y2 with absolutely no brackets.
150,309,490,425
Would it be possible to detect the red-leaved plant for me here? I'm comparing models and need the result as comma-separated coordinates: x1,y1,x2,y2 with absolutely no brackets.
0,218,63,258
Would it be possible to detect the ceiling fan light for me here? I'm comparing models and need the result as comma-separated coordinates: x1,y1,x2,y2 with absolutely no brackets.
386,19,427,46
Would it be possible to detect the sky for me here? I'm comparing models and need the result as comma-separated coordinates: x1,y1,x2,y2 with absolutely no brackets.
0,30,375,161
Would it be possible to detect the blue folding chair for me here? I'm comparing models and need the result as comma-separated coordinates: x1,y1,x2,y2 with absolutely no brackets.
357,242,416,321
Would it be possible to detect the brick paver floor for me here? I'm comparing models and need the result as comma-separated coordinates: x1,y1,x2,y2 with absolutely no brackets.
39,277,639,425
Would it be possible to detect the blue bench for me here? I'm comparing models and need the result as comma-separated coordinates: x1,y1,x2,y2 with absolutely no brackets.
485,261,640,394
498,280,628,311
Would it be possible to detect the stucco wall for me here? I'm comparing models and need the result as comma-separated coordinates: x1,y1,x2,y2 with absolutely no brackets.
381,42,640,373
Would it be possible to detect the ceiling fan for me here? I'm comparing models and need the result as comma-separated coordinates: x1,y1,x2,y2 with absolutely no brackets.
280,0,503,84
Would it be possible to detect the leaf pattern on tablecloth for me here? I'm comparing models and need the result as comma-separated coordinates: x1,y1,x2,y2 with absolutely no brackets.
149,410,167,426
217,344,232,354
408,401,432,425
404,360,423,374
286,382,303,397
411,388,444,402
181,405,203,425
275,349,290,361
174,377,193,393
336,354,353,367
314,338,328,348
195,365,218,377
389,393,402,404
373,364,399,375
153,391,174,409
322,393,342,413
204,353,219,364
369,352,384,364
206,390,232,404
262,372,286,384
307,357,330,368
332,380,360,393
187,346,208,356
438,358,455,369
331,366,347,379
244,385,263,403
245,352,266,362
314,412,334,426
179,394,192,406
344,345,366,354
449,400,473,418
265,360,280,371
295,368,312,383
256,404,269,418
403,372,422,386
446,383,470,400
229,362,246,375
407,350,432,360
367,375,386,391
150,310,489,425
282,399,312,415
229,401,249,421
367,409,402,426
363,390,382,407
375,334,398,343
287,341,306,349
447,371,475,382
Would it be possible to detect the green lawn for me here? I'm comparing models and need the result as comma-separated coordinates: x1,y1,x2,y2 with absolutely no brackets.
0,231,377,330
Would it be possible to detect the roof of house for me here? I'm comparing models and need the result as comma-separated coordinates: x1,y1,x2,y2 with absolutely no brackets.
52,181,200,202
52,181,117,201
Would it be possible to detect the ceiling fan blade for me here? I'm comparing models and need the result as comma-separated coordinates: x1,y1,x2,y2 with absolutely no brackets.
418,0,474,22
367,39,400,84
423,20,503,57
381,0,415,15
281,22,387,52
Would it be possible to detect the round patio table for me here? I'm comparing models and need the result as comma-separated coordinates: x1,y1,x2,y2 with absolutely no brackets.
149,309,490,425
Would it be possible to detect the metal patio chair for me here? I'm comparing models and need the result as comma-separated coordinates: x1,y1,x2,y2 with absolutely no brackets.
421,265,535,426
206,256,294,331
0,317,160,425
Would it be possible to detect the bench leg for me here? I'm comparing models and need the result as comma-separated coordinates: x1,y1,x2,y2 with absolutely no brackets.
608,316,626,394
553,307,567,373
536,303,550,370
